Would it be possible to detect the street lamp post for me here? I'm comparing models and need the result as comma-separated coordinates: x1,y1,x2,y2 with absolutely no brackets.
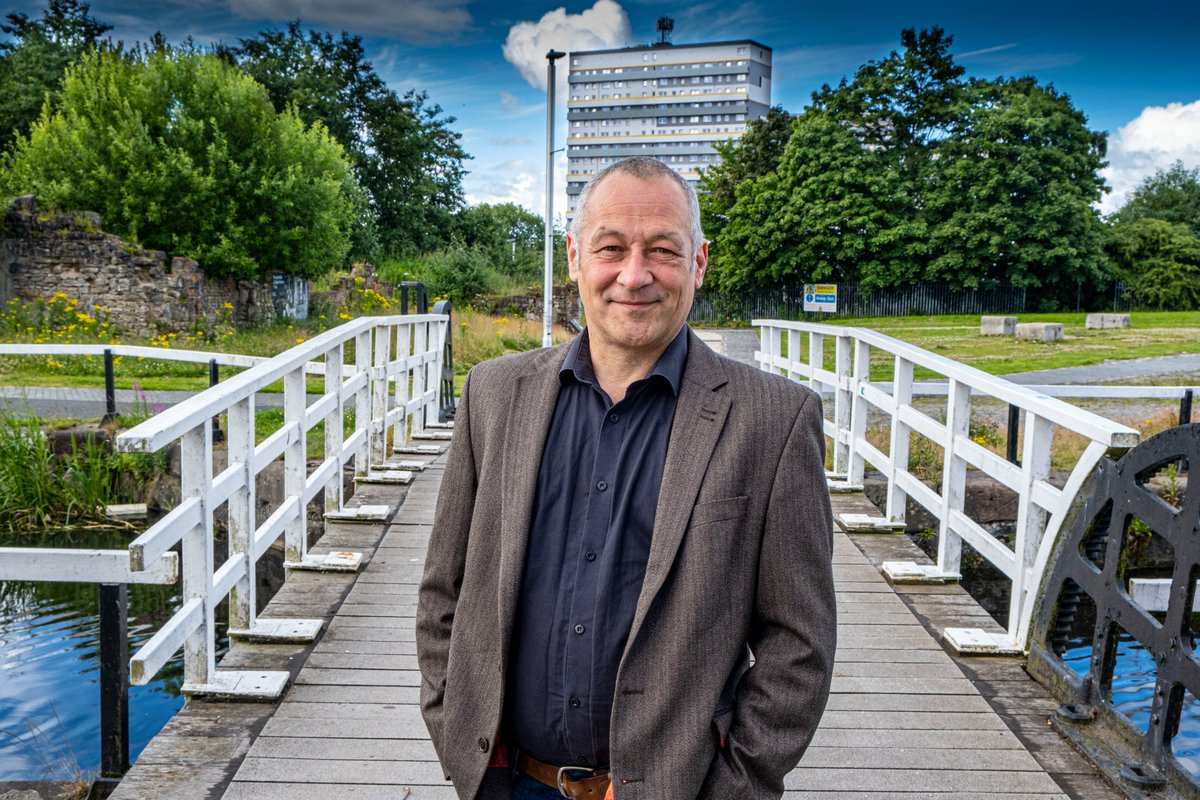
543,48,566,348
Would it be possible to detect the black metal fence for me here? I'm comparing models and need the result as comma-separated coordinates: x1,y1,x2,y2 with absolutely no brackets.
688,282,1028,323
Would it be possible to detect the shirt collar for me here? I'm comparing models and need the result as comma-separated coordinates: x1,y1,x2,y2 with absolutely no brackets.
560,325,690,397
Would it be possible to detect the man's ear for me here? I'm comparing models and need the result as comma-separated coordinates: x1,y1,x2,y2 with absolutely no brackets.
694,240,708,289
566,233,579,283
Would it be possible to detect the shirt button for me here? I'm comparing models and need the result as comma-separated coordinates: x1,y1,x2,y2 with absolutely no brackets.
574,623,586,635
608,413,620,424
585,551,596,562
570,697,582,709
596,480,608,491
577,756,588,765
478,737,489,753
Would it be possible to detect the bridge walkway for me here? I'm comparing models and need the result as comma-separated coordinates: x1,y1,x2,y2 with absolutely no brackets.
109,460,1122,799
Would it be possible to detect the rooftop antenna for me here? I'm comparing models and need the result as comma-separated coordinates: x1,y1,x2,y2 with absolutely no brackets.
656,16,674,46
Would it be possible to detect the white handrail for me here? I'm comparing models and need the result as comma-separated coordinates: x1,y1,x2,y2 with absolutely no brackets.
754,319,1140,652
110,313,447,692
0,315,446,696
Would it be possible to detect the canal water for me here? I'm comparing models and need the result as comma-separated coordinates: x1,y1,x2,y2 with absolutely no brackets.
0,530,208,783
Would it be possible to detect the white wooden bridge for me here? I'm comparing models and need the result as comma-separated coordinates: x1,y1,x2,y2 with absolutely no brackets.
3,315,1198,798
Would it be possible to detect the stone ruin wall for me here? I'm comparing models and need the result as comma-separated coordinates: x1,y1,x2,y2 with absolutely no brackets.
485,283,581,329
1,196,282,338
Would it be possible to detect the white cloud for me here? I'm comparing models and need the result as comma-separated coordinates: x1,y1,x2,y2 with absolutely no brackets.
227,0,471,43
1101,99,1200,215
500,91,522,114
465,152,569,220
502,0,632,106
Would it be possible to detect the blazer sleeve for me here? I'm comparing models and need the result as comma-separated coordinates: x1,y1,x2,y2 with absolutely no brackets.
415,368,479,770
698,389,837,799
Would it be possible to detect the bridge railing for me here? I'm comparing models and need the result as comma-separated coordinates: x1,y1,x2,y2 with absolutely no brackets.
754,318,1141,652
105,313,447,696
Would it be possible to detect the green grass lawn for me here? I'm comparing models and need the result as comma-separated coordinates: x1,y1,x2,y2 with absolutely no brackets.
772,311,1200,381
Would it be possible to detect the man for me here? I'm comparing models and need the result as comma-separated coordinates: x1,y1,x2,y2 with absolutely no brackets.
416,156,835,800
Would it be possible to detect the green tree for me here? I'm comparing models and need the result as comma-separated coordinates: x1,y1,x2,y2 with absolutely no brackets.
1111,161,1200,236
924,78,1109,301
1106,217,1200,310
0,0,111,153
700,105,794,243
704,27,1109,305
453,202,545,281
710,112,923,293
0,48,361,279
234,22,468,257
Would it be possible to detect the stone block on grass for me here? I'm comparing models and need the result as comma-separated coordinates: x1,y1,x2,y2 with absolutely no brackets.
1015,322,1064,342
980,316,1016,336
1085,313,1131,330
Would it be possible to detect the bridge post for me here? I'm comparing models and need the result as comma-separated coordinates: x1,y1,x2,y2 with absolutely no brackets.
370,324,391,468
324,343,345,512
283,368,307,566
936,379,970,577
98,582,129,778
393,323,412,454
833,335,853,475
227,396,256,631
103,348,117,422
1009,413,1053,644
806,332,824,394
354,330,371,479
848,340,871,485
181,422,216,688
412,319,428,436
1006,404,1021,465
885,356,914,524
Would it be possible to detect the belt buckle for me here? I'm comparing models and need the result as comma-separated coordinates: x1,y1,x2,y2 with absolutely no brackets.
556,764,594,799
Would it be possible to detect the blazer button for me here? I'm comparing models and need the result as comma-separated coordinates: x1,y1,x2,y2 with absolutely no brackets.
478,737,489,753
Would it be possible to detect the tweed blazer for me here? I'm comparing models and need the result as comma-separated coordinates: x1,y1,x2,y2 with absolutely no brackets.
416,329,836,799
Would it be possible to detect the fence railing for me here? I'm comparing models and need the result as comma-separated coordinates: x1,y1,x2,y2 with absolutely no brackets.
754,318,1141,652
110,313,447,695
691,282,1028,322
0,313,447,702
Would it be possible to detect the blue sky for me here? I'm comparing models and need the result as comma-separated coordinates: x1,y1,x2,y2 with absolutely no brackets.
6,0,1200,217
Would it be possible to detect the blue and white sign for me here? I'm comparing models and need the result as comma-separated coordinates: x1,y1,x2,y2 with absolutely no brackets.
803,283,838,313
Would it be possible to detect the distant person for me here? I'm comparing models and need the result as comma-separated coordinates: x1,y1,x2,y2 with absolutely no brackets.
416,156,836,799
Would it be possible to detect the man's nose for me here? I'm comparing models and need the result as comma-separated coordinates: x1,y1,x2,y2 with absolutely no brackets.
618,248,654,289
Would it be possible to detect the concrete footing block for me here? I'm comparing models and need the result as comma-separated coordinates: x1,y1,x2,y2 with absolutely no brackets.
836,513,906,533
286,551,363,572
882,561,960,584
943,627,1022,655
980,316,1016,336
1015,322,1064,342
229,618,323,643
1086,313,1131,330
182,670,290,701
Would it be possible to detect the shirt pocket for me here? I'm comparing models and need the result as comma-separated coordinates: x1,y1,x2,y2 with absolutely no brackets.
687,495,749,529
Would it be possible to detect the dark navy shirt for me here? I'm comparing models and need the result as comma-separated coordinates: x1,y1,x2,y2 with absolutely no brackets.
505,326,689,768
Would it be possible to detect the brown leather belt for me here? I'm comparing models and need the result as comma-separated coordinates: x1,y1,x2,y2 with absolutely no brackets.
517,751,611,799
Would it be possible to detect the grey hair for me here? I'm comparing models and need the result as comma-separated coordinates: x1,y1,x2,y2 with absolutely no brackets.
569,156,706,267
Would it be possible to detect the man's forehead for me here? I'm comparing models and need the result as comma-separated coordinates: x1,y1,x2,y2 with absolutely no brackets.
580,174,691,237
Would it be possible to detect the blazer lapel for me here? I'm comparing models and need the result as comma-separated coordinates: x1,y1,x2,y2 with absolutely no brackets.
625,331,730,652
496,347,568,654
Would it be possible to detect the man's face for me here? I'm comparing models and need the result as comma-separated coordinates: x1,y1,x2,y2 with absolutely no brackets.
567,173,707,362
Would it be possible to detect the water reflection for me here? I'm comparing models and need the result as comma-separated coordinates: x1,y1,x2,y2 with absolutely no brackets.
0,530,191,781
1062,630,1200,778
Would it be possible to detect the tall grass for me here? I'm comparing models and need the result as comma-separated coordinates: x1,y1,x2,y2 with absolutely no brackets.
0,417,124,532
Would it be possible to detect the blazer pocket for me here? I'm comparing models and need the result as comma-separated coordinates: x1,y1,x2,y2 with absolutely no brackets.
688,495,749,528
